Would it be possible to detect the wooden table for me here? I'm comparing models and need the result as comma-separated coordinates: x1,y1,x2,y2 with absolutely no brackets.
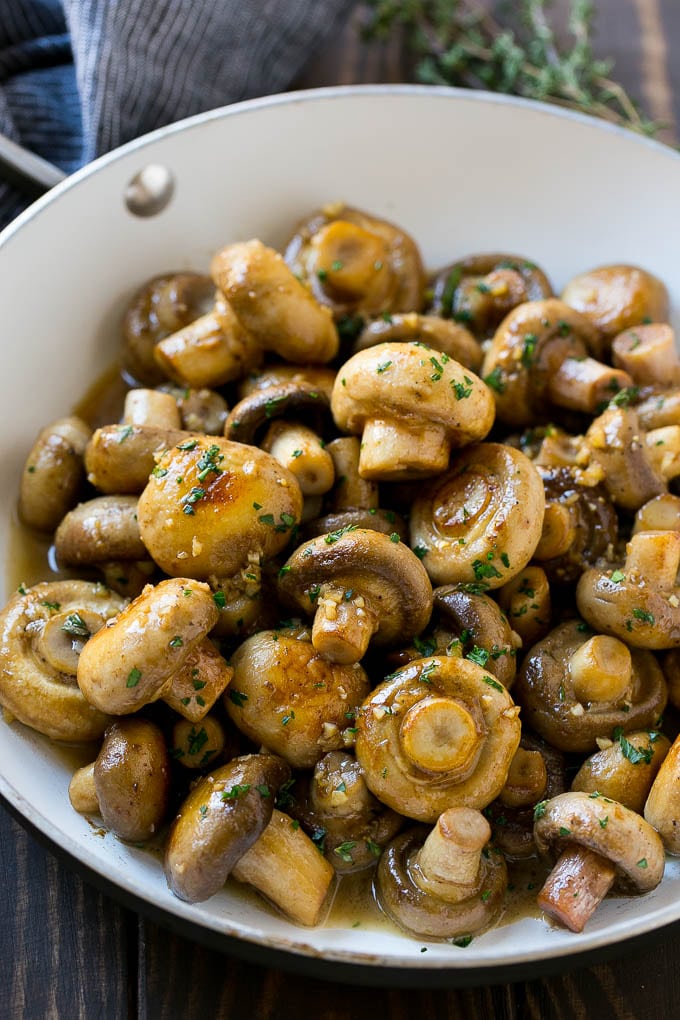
3,3,680,1016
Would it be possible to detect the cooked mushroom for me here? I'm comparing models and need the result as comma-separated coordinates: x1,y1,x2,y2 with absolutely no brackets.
355,655,521,822
495,566,552,648
277,529,432,664
408,442,545,588
225,629,370,768
572,729,669,814
534,791,665,932
123,388,181,430
584,406,667,512
122,272,215,385
159,385,229,435
0,580,125,741
662,648,680,709
237,364,336,402
432,585,521,689
77,577,219,715
513,620,667,752
211,239,338,364
636,387,680,431
19,416,92,532
354,313,482,372
137,436,303,581
429,253,552,339
68,718,170,841
170,715,228,770
611,323,680,387
576,530,680,648
284,203,425,320
481,299,633,427
375,807,507,939
644,734,680,852
162,635,234,723
331,342,494,481
54,495,147,566
84,423,196,493
561,265,669,351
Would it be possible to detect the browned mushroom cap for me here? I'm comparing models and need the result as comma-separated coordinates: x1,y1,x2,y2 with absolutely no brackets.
481,299,633,427
534,791,665,932
159,386,229,435
164,753,291,902
375,807,507,940
354,313,482,372
533,467,618,585
19,416,92,532
224,382,332,445
576,531,680,649
54,495,147,565
584,406,666,512
211,239,338,364
495,565,552,648
612,323,680,387
277,529,432,664
355,656,521,822
284,203,425,320
644,734,680,852
513,620,667,753
432,586,521,689
237,364,337,401
170,715,229,771
572,729,670,815
84,423,198,494
289,751,404,874
122,272,215,385
332,343,495,481
225,629,370,768
428,253,553,338
137,436,303,580
561,265,669,352
408,442,545,588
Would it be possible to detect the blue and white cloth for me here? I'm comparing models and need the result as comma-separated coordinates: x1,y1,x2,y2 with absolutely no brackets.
0,0,353,227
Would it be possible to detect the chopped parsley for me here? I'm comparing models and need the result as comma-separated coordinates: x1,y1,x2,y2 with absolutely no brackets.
61,612,90,639
126,667,142,688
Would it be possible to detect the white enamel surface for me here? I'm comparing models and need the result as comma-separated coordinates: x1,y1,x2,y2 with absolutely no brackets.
1,86,680,973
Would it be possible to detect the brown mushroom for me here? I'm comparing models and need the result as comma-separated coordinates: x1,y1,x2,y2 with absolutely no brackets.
237,364,336,402
159,385,229,435
534,791,665,932
170,715,228,770
84,423,197,494
277,529,432,664
561,264,669,352
611,323,680,388
644,734,680,852
331,342,494,481
375,807,507,940
495,566,552,648
431,585,521,689
19,416,92,532
54,495,147,566
572,729,670,814
584,406,666,512
513,620,667,753
354,313,482,372
633,493,680,534
162,636,234,723
123,388,182,430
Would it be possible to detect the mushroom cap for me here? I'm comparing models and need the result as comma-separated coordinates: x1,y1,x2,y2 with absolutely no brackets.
561,264,669,346
353,313,482,372
54,495,147,565
572,730,670,815
331,342,494,448
576,559,680,650
534,791,664,893
644,734,680,852
137,435,303,579
432,586,520,689
94,718,170,842
429,252,553,326
584,406,665,512
19,415,92,532
277,528,433,647
238,364,337,401
224,381,332,445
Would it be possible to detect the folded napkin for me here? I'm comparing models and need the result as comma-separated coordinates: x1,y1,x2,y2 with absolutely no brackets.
0,0,353,227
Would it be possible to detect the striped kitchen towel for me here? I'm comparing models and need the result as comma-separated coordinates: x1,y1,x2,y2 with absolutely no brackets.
0,0,354,227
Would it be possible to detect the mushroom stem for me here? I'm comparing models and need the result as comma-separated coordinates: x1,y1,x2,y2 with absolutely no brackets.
569,635,632,703
37,608,104,676
262,421,335,496
547,358,633,415
123,389,182,429
413,807,489,902
534,502,576,561
646,427,680,480
359,419,449,480
536,844,617,933
633,494,680,534
327,437,378,510
498,747,548,808
612,324,680,386
399,695,484,777
311,588,379,664
625,530,680,591
68,763,99,814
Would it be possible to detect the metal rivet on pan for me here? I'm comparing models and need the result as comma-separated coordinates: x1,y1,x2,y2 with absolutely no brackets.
124,165,174,217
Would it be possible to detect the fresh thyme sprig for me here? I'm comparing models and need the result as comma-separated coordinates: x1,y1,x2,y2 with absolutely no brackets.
362,0,660,136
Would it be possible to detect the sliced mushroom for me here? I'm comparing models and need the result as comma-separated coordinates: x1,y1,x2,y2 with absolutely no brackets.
534,791,664,932
354,313,482,371
162,636,234,723
277,529,432,664
19,416,92,532
572,729,669,814
561,264,669,352
644,735,680,852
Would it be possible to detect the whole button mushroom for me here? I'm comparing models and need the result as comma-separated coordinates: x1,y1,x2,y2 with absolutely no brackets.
277,529,433,665
68,718,170,842
0,580,125,741
431,585,521,689
19,416,92,532
533,791,665,933
480,299,633,427
513,620,667,753
353,313,482,373
137,435,303,581
583,405,669,512
561,264,669,351
331,342,495,481
84,423,198,494
376,807,507,940
572,729,670,815
225,629,370,769
644,735,680,852
408,443,545,588
355,656,521,823
54,495,148,567
495,565,552,648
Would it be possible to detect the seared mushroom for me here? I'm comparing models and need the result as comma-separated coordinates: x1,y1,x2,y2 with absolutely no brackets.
137,436,303,581
481,299,632,426
572,729,669,814
162,636,234,723
54,496,147,566
284,203,425,320
159,385,229,435
354,313,482,372
331,342,494,481
376,807,507,939
225,630,370,768
408,442,545,588
633,493,680,534
429,253,552,339
584,406,666,512
84,423,197,494
561,264,668,351
534,791,664,932
495,566,552,648
211,239,338,364
576,530,680,648
513,620,667,752
69,718,170,841
612,323,680,387
277,529,432,664
644,735,680,852
123,388,181,430
237,364,336,402
170,715,228,770
19,416,92,532
355,655,521,822
432,585,521,689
